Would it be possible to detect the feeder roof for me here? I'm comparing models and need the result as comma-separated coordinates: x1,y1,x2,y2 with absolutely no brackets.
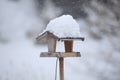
36,15,84,41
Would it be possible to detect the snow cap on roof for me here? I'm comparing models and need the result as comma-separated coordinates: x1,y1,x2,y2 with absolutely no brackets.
45,15,81,37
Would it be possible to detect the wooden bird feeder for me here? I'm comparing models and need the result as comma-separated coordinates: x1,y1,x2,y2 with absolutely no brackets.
36,31,84,80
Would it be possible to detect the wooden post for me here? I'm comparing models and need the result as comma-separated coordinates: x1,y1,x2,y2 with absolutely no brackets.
59,57,64,80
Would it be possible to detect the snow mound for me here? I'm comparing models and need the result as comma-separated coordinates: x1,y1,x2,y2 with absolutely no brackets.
45,15,81,37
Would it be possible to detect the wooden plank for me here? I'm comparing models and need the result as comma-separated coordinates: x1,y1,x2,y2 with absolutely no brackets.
36,31,58,41
47,33,56,53
64,40,73,52
60,52,80,57
40,52,81,57
36,31,48,40
58,37,85,41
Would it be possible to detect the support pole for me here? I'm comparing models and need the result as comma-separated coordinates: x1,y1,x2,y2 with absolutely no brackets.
59,57,64,80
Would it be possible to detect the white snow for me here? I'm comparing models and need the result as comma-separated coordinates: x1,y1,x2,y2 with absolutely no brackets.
45,15,81,37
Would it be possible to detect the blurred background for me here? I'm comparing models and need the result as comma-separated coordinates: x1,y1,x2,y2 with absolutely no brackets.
0,0,120,80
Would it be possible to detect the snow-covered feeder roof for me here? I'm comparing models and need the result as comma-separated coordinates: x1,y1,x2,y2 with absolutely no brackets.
37,15,84,41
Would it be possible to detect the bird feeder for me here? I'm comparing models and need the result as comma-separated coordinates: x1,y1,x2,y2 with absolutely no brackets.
36,15,85,80
36,31,84,80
